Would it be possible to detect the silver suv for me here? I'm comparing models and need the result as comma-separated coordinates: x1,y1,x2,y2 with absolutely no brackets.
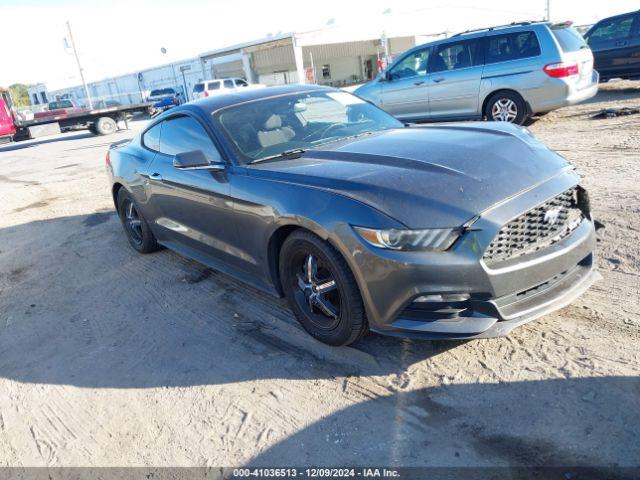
354,21,599,124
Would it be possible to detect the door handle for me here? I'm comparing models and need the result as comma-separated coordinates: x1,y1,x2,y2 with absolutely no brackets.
616,40,629,47
433,77,446,83
414,80,425,86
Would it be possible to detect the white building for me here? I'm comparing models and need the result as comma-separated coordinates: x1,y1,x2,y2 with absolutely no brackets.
199,31,419,88
42,29,425,108
27,83,49,106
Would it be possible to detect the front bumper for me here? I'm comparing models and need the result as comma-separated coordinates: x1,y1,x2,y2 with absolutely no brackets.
383,253,600,340
338,171,599,340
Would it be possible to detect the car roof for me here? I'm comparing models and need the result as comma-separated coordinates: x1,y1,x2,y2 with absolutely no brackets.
171,84,337,115
404,20,552,52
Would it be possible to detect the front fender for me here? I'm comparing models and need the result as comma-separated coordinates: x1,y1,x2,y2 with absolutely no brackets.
230,171,404,295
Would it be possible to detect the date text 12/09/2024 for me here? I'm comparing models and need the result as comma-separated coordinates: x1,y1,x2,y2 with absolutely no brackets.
231,468,400,478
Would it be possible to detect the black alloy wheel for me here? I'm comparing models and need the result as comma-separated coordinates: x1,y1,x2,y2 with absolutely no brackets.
280,230,368,346
116,188,160,254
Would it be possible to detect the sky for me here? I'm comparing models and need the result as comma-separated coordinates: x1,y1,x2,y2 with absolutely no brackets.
2,0,639,90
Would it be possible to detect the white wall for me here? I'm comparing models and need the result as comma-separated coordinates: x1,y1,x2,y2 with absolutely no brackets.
48,57,205,106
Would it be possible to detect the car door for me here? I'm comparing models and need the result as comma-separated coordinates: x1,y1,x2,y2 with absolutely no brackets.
624,14,640,78
207,81,221,96
145,114,239,267
223,79,235,92
427,37,484,119
378,46,430,120
586,13,639,79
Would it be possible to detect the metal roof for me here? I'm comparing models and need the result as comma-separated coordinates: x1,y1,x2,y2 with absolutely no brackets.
198,33,295,60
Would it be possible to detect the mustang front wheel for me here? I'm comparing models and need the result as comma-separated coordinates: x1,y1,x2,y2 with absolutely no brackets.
280,231,368,346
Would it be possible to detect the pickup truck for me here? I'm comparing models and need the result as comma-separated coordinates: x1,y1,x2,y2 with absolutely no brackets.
34,99,88,121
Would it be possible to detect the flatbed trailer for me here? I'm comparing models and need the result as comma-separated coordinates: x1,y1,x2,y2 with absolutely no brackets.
0,89,150,143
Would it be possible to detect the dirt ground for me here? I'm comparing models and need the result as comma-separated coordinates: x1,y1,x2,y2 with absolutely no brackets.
0,81,639,469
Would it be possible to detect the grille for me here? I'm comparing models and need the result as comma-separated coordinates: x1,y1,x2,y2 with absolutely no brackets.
483,188,584,265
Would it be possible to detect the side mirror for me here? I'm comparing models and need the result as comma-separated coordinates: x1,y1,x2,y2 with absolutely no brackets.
173,150,225,171
381,71,391,82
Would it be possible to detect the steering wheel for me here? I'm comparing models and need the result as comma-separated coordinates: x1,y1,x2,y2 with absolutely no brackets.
317,123,349,140
301,123,347,142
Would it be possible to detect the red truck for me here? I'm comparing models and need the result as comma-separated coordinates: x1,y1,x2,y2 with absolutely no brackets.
33,99,88,120
0,88,150,143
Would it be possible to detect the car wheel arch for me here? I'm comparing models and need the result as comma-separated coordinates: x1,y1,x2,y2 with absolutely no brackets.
112,182,125,212
482,89,531,119
266,221,355,298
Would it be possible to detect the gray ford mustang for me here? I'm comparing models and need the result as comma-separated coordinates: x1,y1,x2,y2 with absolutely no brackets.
106,84,600,346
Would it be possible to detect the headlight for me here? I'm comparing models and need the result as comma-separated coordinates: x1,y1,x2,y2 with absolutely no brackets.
354,226,460,251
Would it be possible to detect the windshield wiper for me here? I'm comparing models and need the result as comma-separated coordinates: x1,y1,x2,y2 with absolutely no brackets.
314,130,377,149
251,148,307,164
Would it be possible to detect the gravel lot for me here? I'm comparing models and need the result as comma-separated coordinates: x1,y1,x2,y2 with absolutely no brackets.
0,82,639,468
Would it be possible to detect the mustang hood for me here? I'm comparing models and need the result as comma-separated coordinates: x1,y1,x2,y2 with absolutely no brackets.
251,123,572,228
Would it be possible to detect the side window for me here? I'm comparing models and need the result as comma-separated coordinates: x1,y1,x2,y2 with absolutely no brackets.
208,81,220,90
429,40,481,73
388,47,429,80
142,123,162,152
158,116,222,163
588,16,635,42
235,79,248,86
485,31,541,65
223,79,234,88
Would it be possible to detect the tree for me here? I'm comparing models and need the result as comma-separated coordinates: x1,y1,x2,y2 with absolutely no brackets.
8,83,31,108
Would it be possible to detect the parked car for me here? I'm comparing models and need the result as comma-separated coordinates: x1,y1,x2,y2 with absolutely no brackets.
147,88,181,110
355,21,598,125
106,85,599,346
192,78,264,100
584,10,640,82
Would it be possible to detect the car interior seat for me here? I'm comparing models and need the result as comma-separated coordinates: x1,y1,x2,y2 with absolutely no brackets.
257,114,296,148
454,50,471,69
429,53,448,72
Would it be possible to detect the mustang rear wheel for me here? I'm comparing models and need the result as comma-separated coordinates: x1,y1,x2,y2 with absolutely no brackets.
280,231,368,346
116,189,160,253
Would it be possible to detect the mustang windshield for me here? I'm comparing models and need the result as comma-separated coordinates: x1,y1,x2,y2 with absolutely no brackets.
215,91,403,164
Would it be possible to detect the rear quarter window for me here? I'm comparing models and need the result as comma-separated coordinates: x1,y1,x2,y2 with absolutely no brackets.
193,83,205,93
551,26,588,52
485,31,541,64
142,123,162,151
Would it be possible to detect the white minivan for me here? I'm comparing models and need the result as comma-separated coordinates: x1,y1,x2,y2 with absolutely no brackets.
192,78,264,100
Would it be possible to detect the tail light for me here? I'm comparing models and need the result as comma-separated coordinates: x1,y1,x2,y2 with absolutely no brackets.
204,90,209,97
543,62,579,78
106,150,111,168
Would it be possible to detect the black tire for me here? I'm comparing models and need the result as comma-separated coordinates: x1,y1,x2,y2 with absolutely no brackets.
94,116,118,135
485,91,527,125
116,188,159,253
279,230,368,346
88,123,97,135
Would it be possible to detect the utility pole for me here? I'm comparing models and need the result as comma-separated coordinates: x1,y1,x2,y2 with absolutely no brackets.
545,0,551,21
66,20,93,109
